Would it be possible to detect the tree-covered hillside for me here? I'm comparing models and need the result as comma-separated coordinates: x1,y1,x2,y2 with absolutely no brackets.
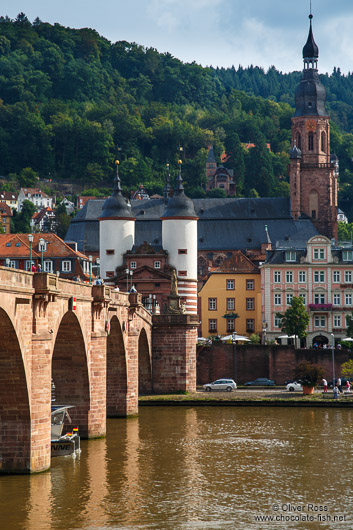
1,13,353,217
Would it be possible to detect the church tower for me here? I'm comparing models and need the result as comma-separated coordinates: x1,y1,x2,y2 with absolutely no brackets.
289,13,338,240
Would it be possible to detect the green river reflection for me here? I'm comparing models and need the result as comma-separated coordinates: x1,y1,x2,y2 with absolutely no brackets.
1,406,353,530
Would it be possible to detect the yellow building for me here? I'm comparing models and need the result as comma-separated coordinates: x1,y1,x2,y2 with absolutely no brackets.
198,251,262,338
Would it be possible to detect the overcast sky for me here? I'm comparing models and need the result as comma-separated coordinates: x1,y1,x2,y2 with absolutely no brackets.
2,0,353,74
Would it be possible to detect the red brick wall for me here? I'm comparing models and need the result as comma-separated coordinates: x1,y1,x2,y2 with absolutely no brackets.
197,343,351,385
152,314,198,393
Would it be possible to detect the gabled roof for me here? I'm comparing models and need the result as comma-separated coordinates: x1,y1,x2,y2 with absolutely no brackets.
31,207,55,223
0,233,88,259
0,202,12,216
117,264,172,281
213,251,259,274
20,188,50,198
0,191,18,201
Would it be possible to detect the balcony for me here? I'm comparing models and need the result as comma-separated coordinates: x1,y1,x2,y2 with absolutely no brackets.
308,303,333,311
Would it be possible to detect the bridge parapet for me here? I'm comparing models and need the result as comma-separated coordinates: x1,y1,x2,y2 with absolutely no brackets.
0,265,33,294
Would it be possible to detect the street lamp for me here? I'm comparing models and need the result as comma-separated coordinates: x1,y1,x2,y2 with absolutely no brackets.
38,238,45,271
125,268,129,292
28,233,34,271
232,331,237,383
88,255,92,285
262,320,267,345
130,270,133,291
331,333,335,388
96,257,100,279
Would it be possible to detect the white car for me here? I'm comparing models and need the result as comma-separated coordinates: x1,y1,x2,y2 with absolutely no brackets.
203,379,237,392
286,381,303,392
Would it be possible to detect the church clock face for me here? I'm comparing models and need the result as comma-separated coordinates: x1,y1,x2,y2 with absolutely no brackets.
305,119,317,132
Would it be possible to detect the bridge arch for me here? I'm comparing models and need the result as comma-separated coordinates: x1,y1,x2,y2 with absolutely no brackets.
0,308,30,473
52,311,90,438
106,316,128,417
138,327,152,394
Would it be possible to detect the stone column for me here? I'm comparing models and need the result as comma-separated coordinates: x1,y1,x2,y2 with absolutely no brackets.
152,313,198,393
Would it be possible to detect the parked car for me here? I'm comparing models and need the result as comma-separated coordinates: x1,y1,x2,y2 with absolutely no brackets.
203,379,237,392
244,378,275,386
286,381,303,392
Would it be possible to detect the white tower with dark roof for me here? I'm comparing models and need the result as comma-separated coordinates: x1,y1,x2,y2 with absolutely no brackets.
98,162,135,280
161,163,198,313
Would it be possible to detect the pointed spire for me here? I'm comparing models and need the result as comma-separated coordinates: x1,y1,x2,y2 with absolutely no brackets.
174,160,184,194
303,11,319,68
163,163,172,204
113,160,123,193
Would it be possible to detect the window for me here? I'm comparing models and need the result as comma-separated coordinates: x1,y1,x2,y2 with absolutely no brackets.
299,271,306,283
345,293,352,306
25,260,31,271
226,319,235,332
274,315,282,328
44,260,53,273
314,271,325,283
226,279,235,290
286,271,293,283
178,270,187,276
106,249,114,255
313,248,325,260
130,261,137,269
308,132,314,151
314,293,325,304
286,293,293,305
343,251,353,262
274,271,281,283
178,249,187,254
299,293,306,305
344,271,352,283
227,298,235,311
334,315,341,328
154,261,161,269
314,316,326,327
333,294,340,306
246,298,255,311
9,260,16,268
209,319,217,332
62,260,71,272
285,251,296,262
208,298,217,311
246,279,254,290
333,271,341,283
246,319,255,332
274,294,282,305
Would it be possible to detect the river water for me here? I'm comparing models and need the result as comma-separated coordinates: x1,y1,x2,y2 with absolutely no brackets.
1,406,353,530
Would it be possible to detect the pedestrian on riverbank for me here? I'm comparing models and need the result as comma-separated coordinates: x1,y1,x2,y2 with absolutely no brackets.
346,380,351,392
337,377,342,393
322,378,328,392
333,385,339,399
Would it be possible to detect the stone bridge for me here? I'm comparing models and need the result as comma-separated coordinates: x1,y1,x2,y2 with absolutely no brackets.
0,267,198,474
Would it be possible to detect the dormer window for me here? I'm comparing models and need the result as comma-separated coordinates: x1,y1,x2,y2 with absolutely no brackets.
313,248,325,260
343,250,353,262
285,251,296,262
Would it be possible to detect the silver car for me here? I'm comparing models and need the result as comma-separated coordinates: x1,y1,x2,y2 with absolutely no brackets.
286,381,303,392
203,379,237,392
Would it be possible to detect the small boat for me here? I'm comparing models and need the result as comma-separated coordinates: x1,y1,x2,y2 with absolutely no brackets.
51,405,80,457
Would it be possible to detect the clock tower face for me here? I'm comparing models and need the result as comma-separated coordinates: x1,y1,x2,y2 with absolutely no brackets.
305,119,317,132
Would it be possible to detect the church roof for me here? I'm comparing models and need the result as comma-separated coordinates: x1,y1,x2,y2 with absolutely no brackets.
100,167,134,219
303,15,319,59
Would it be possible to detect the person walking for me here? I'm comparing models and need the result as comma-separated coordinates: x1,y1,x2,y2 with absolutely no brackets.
333,385,339,399
337,377,342,393
346,380,351,393
322,378,328,393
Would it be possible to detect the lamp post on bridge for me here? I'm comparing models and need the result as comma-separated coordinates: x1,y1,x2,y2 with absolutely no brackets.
28,233,33,271
232,331,237,383
96,257,100,279
89,255,92,285
38,238,45,271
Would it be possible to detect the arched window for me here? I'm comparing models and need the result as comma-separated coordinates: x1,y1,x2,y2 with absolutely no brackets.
308,133,314,151
296,133,301,150
309,190,319,220
197,257,207,277
321,131,326,153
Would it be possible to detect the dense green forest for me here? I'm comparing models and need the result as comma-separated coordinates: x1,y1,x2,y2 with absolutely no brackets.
1,13,353,217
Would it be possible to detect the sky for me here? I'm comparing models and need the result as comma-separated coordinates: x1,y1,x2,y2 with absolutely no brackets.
1,0,353,74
